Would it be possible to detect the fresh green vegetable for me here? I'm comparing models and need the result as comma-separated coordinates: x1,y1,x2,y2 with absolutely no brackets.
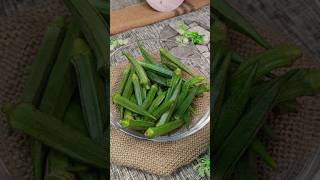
22,16,65,106
63,0,108,75
132,73,143,105
160,48,194,76
112,93,156,120
147,91,166,114
123,52,150,89
145,119,184,138
142,84,158,109
120,119,156,130
150,100,175,120
250,139,277,169
138,42,158,64
212,0,271,48
3,103,106,168
175,86,199,118
157,80,182,126
214,75,290,179
146,71,169,86
138,61,173,77
72,38,103,143
118,67,131,95
235,150,257,180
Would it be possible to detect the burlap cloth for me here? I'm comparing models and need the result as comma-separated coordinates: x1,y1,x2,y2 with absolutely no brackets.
0,0,319,179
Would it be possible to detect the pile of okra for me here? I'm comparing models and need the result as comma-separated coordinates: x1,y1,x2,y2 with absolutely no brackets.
2,0,109,180
213,1,320,179
112,45,209,138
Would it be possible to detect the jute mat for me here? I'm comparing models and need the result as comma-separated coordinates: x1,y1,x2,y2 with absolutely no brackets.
110,0,209,35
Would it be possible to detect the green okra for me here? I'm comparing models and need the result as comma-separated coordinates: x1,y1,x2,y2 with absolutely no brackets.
112,93,156,120
138,42,158,64
3,103,106,168
157,80,182,126
235,150,257,180
250,139,277,169
120,119,155,130
177,75,204,105
175,86,199,118
63,0,108,75
147,91,166,114
232,45,301,83
214,74,291,179
132,73,143,105
29,18,70,180
124,109,134,120
138,61,173,77
151,100,175,120
184,108,191,128
121,68,134,118
72,39,103,143
142,87,147,101
212,0,271,49
118,67,131,95
165,68,182,102
123,52,150,89
146,71,169,86
213,63,257,151
22,16,65,106
145,119,184,138
142,84,158,109
212,52,231,126
160,48,194,76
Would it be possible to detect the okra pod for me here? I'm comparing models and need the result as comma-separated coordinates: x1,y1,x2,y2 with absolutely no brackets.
176,86,199,118
214,75,290,179
250,139,277,169
145,119,184,138
138,42,158,64
3,103,106,168
151,100,175,120
157,80,182,126
132,73,143,105
123,52,150,89
183,108,191,128
212,0,271,49
118,67,131,95
160,48,194,76
138,61,173,77
165,68,182,102
235,150,257,180
142,84,158,109
146,71,169,86
177,75,204,105
120,119,155,130
112,93,156,120
147,91,166,114
142,87,147,101
213,63,257,151
124,109,134,120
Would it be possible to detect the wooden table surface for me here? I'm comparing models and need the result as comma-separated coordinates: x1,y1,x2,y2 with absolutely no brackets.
2,0,320,179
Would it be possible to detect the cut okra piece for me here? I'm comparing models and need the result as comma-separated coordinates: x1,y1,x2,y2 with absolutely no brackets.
145,119,184,138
